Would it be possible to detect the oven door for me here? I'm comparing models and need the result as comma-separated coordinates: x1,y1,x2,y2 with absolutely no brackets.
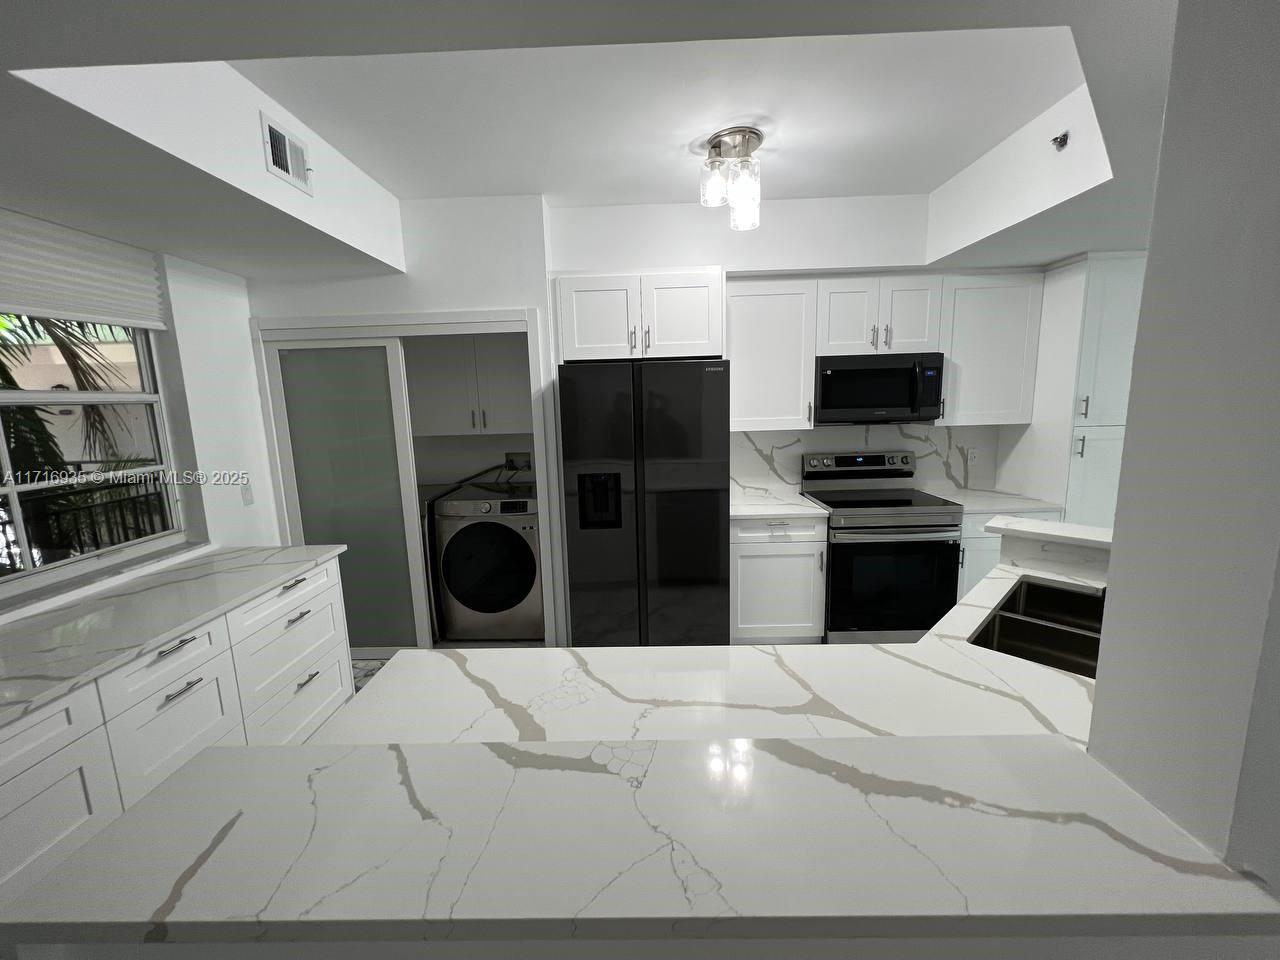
815,353,943,424
826,527,961,643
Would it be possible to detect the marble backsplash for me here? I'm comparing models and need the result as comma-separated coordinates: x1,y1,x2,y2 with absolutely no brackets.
730,424,1000,499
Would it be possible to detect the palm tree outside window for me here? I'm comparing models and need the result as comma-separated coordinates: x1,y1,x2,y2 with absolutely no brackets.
0,313,178,579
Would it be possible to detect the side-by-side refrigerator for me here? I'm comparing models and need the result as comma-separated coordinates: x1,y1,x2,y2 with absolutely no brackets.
558,359,729,646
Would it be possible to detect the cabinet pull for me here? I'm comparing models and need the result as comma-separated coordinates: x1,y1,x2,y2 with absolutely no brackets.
282,576,307,592
1076,436,1088,458
470,410,477,429
871,324,879,349
630,328,637,352
156,635,197,659
884,324,892,349
296,670,321,691
807,401,813,424
941,398,946,419
959,546,966,568
644,327,651,352
481,409,488,429
1080,395,1091,419
819,550,824,573
286,609,311,627
163,677,203,704
766,520,790,527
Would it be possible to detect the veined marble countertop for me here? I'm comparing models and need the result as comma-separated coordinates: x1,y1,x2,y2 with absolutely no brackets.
987,515,1113,548
729,488,829,518
920,486,1063,515
0,545,345,728
5,734,1277,945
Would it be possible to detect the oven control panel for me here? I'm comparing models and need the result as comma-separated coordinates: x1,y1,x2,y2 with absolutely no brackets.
803,450,913,479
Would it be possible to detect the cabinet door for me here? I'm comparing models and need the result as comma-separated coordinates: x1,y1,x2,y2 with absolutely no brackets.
473,332,533,434
726,278,818,431
0,727,121,903
959,538,1002,599
557,275,640,361
1065,426,1126,528
1077,256,1146,426
939,274,1044,425
730,540,826,640
640,272,723,358
879,275,942,352
403,335,480,436
816,276,880,355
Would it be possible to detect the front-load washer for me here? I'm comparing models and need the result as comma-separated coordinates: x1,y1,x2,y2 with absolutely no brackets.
433,487,543,641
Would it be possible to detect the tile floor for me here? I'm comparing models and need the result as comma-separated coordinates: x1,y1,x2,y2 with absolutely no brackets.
351,659,388,692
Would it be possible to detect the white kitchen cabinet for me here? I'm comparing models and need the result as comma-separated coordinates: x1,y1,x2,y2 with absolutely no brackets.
640,271,723,358
939,274,1044,425
879,275,943,352
730,540,826,641
557,275,641,361
404,333,532,437
959,538,1002,599
244,642,353,746
727,278,818,431
817,276,880,355
1065,426,1126,527
1076,255,1146,426
0,727,121,903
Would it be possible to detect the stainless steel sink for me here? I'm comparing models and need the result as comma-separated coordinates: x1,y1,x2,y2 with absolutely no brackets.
970,579,1104,678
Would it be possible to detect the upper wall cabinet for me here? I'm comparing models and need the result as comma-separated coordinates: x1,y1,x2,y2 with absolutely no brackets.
1076,255,1146,427
939,274,1044,425
404,333,533,437
556,269,723,362
816,275,942,355
726,278,817,432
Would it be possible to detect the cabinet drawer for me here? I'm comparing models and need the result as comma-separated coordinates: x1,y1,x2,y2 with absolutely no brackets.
731,516,827,543
97,618,230,719
233,585,347,717
245,643,352,746
0,726,121,902
961,509,1063,539
0,684,104,788
107,650,241,808
226,559,339,645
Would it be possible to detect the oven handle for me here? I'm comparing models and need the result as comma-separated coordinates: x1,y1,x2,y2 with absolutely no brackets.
830,529,960,543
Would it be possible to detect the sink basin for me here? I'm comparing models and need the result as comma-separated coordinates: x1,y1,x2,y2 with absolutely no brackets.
970,579,1104,678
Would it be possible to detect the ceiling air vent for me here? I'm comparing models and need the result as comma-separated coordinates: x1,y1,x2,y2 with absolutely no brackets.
260,112,313,195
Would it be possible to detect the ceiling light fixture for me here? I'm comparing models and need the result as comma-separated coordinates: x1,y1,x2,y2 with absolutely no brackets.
702,126,763,231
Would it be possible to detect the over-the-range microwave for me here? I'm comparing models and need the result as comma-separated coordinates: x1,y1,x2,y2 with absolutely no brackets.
814,352,944,424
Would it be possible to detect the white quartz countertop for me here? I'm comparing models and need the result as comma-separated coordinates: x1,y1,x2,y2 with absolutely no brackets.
0,545,345,728
987,515,1113,548
5,734,1276,945
729,487,829,519
920,486,1063,514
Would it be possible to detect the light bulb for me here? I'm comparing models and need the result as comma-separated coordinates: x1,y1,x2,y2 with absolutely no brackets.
699,158,728,207
728,157,761,231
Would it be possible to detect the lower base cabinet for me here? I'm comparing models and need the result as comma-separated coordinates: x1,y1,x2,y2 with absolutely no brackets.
730,540,827,641
245,642,353,745
959,538,1002,598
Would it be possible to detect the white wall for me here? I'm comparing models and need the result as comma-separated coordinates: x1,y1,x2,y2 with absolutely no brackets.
547,195,928,274
1089,0,1280,881
412,435,535,487
250,196,548,317
164,255,280,546
927,85,1112,262
17,62,405,272
994,260,1086,503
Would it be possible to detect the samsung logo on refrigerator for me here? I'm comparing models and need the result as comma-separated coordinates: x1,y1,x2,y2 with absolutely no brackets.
704,366,725,372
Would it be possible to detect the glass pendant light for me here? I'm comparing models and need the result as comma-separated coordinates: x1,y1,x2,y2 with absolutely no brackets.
727,157,761,231
699,158,728,207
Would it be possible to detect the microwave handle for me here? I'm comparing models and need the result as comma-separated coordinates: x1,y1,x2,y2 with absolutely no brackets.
912,359,925,413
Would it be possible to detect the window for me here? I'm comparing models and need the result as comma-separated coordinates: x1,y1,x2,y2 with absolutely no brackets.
0,314,179,579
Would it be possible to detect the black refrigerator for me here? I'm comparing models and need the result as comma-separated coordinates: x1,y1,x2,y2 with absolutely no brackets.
559,359,729,646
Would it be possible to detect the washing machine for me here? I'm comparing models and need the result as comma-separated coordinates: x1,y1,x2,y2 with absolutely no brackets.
433,485,543,641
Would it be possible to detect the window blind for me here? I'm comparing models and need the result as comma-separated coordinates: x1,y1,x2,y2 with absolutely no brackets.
0,208,170,329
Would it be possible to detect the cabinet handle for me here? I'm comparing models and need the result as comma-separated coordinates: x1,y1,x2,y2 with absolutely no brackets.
884,324,892,349
163,677,203,704
766,521,790,527
941,398,946,419
819,550,824,573
807,401,813,424
644,327,651,352
156,635,197,659
282,576,307,592
481,409,488,429
1080,395,1091,419
960,546,966,568
287,609,311,627
1076,436,1087,458
296,670,321,691
871,324,879,349
630,328,637,352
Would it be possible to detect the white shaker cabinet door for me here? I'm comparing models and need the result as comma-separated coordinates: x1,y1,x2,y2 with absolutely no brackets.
726,278,817,432
939,274,1044,425
640,271,723,358
557,275,640,361
403,334,480,436
1065,426,1126,528
879,275,942,352
730,540,826,640
959,538,1002,600
473,332,534,434
817,276,881,355
1077,255,1146,426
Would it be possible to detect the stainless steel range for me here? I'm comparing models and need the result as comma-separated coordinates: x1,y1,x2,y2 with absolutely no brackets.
802,451,962,644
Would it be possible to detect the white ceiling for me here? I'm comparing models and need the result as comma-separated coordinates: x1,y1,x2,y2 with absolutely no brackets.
232,28,1084,206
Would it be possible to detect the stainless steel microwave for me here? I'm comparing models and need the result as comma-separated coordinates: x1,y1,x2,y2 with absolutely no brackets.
814,353,944,424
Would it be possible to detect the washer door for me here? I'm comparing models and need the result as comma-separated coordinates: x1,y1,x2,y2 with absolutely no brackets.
441,521,537,613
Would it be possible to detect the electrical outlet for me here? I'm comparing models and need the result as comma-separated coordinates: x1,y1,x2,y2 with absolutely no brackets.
505,451,532,472
967,449,980,465
241,480,255,506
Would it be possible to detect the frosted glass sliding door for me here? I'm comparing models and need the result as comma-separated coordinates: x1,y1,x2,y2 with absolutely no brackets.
266,340,427,650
